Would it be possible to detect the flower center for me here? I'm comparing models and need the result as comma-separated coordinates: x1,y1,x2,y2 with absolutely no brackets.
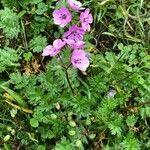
83,17,89,23
60,14,67,19
74,58,82,64
73,31,77,36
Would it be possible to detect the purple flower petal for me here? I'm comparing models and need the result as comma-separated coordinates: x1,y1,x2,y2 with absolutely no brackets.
52,7,72,27
42,39,66,57
48,47,61,57
42,45,53,56
63,25,85,43
53,39,66,49
80,8,93,32
42,45,60,57
64,39,85,49
71,49,89,71
67,0,84,12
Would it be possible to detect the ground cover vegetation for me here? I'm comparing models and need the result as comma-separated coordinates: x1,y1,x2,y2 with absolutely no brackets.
0,0,150,149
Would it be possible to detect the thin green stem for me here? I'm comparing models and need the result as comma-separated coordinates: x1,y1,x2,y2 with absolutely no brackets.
58,55,75,95
21,19,28,51
58,54,66,69
65,69,75,95
66,63,72,70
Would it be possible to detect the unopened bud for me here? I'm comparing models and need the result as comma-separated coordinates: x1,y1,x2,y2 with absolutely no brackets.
69,121,76,127
76,140,82,147
51,114,57,119
68,130,76,136
4,135,10,142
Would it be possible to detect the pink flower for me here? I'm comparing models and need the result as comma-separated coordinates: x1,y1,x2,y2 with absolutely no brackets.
71,49,89,71
67,0,84,12
64,39,85,49
80,8,93,32
63,25,85,48
42,39,66,57
52,7,72,27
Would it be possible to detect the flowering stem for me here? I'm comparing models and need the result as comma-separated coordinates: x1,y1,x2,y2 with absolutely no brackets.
65,69,75,95
58,54,66,69
21,19,28,51
58,55,75,95
66,63,72,70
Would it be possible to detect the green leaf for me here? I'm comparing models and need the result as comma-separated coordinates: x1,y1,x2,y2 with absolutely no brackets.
54,137,75,150
0,85,27,107
122,132,141,150
36,2,48,15
23,52,33,61
37,145,46,150
126,115,137,127
0,7,20,38
29,35,47,53
0,47,19,73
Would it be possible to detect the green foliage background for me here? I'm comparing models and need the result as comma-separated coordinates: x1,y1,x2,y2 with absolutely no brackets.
0,0,150,149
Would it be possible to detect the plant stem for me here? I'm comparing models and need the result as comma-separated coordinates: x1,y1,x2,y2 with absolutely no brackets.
66,63,72,70
122,101,150,112
4,100,33,114
58,55,75,95
58,54,66,68
21,19,28,51
121,102,150,112
65,69,75,95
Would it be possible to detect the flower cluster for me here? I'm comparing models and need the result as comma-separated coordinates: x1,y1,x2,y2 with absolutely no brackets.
42,0,93,71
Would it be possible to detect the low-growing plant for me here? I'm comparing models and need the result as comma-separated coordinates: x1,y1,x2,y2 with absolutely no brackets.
0,0,150,150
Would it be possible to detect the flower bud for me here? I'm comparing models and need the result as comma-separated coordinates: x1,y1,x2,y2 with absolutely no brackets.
69,121,76,127
55,103,60,110
67,116,72,121
7,126,12,131
68,112,73,116
85,118,91,125
11,129,15,135
76,140,82,147
51,114,57,119
68,130,76,136
88,134,96,139
4,135,10,142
